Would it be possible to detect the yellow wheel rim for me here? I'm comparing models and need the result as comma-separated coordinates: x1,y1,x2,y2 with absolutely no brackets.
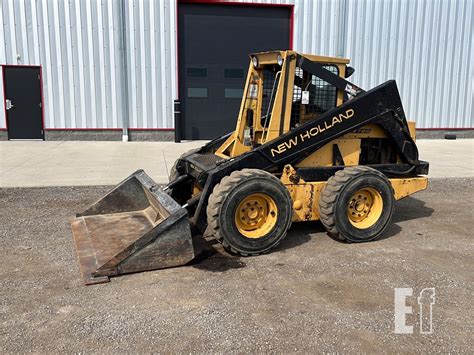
235,193,278,238
347,187,383,229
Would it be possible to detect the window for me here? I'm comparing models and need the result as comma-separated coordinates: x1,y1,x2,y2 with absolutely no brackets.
291,65,339,126
260,66,281,126
188,88,208,98
224,88,243,98
187,68,207,77
311,65,338,111
224,68,244,78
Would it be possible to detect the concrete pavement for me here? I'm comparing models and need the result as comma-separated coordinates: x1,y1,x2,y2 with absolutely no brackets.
1,139,473,187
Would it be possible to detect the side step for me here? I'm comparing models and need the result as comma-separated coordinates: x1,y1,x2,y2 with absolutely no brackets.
70,170,194,285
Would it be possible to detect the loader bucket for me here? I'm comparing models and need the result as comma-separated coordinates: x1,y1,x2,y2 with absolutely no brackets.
70,170,194,285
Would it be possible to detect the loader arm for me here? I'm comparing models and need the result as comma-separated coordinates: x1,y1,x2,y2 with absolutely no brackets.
258,80,418,166
187,80,428,233
296,55,365,98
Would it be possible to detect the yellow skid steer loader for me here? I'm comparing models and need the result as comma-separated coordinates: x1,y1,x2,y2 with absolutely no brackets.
71,50,429,284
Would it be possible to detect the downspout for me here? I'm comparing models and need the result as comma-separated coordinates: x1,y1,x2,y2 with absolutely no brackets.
119,0,130,142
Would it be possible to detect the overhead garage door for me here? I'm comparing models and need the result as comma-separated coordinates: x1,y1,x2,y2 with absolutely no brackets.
178,3,291,140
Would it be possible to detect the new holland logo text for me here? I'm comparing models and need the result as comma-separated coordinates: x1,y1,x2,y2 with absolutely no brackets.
270,109,355,157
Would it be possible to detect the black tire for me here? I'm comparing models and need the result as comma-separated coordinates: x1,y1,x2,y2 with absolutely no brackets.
169,164,180,182
206,169,293,256
168,148,201,205
168,147,201,182
319,166,395,243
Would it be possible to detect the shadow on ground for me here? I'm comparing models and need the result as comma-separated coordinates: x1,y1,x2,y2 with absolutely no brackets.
375,197,435,241
190,222,316,272
189,235,246,272
189,196,435,267
392,196,434,223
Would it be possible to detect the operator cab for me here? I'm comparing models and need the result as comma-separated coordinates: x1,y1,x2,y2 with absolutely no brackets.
216,50,353,157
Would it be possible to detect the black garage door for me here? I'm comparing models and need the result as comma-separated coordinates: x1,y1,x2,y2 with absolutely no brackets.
178,3,291,140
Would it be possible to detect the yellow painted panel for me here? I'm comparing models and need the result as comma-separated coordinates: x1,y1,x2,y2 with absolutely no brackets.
408,121,416,141
251,50,349,64
341,124,387,139
296,138,361,167
390,177,428,200
284,181,326,222
337,139,361,165
301,53,350,64
281,165,428,222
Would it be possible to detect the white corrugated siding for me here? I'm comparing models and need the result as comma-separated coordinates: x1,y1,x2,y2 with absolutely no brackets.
123,0,176,129
294,0,473,128
0,0,126,129
0,0,472,131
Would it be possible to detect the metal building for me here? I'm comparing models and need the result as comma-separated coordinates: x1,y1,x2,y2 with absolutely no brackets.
0,0,472,141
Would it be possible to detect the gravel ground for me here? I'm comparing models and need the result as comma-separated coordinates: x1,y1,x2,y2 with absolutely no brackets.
0,178,472,353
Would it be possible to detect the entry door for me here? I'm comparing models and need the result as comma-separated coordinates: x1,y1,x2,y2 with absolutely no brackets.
3,66,44,140
178,3,291,140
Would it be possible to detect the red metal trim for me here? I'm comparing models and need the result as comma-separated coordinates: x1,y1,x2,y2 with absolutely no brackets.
10,127,474,131
45,128,175,131
1,64,45,139
39,66,46,133
42,127,474,133
1,66,7,133
179,0,292,8
416,127,473,130
45,128,123,131
1,64,43,68
289,5,294,49
175,0,294,100
128,128,175,131
0,128,6,131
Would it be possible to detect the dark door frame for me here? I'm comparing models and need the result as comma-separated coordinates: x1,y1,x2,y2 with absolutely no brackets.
2,64,45,140
175,0,294,142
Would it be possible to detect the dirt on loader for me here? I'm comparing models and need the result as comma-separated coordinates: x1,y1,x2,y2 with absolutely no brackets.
0,178,472,353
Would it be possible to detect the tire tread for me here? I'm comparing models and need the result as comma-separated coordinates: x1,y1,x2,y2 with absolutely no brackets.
207,169,291,256
318,166,393,242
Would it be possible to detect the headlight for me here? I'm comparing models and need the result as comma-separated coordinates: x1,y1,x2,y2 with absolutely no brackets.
277,54,284,66
252,56,259,68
